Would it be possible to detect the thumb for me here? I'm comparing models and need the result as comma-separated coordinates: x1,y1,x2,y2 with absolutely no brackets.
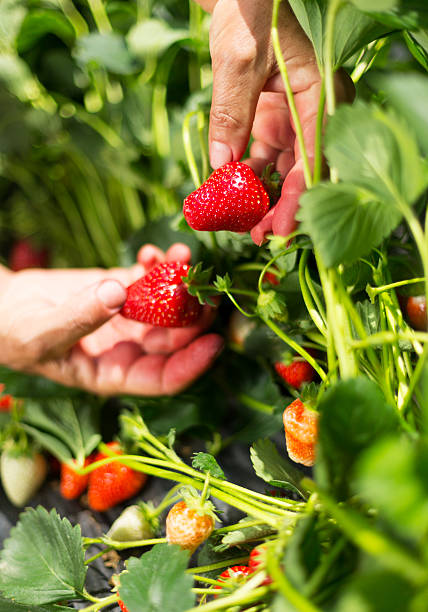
36,280,127,359
208,1,269,169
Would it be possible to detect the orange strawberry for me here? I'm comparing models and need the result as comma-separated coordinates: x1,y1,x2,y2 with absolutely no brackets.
60,457,92,500
87,442,147,512
166,494,216,554
283,398,318,467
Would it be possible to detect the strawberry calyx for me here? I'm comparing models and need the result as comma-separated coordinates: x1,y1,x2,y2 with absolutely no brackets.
180,486,219,524
261,163,284,206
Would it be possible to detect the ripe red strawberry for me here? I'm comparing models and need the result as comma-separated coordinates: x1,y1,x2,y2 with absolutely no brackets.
87,442,147,512
9,238,49,271
275,358,315,389
118,597,129,612
283,398,318,467
60,457,92,500
120,262,201,327
0,394,13,412
215,565,252,596
406,295,427,331
264,271,280,286
183,162,270,232
249,544,273,585
166,497,216,554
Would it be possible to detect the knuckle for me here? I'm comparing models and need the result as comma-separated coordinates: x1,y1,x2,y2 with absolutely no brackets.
210,105,243,131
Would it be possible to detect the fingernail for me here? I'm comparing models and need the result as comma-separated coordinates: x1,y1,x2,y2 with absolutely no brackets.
97,280,127,310
210,141,232,169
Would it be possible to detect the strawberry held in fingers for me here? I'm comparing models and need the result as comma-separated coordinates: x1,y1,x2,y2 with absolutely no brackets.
121,262,202,327
183,161,270,232
283,398,318,467
166,493,217,553
87,442,147,512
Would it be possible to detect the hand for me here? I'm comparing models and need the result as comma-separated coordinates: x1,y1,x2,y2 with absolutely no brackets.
195,0,353,244
0,243,223,396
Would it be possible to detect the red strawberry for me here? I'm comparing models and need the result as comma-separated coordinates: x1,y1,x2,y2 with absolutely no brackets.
249,544,273,585
264,271,280,286
87,442,147,512
183,162,270,232
120,262,201,328
215,565,252,596
60,457,92,500
406,295,427,331
0,394,13,412
283,398,318,467
9,238,49,271
275,359,315,389
118,598,129,612
166,497,216,554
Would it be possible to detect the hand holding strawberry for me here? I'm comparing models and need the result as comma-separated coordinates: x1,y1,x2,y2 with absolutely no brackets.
0,243,223,396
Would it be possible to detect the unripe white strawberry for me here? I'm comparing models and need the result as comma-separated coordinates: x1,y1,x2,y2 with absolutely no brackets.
1,444,47,506
107,503,158,542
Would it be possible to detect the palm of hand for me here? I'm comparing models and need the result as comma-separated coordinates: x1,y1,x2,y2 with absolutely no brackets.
0,244,222,396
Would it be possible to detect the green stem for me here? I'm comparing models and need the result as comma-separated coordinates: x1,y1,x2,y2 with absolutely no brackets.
299,250,327,336
187,557,250,575
262,317,327,381
238,393,274,414
86,0,112,32
324,0,343,117
367,277,426,299
313,81,326,185
313,486,428,586
271,0,312,188
101,536,167,551
183,111,202,188
267,550,320,612
79,594,118,612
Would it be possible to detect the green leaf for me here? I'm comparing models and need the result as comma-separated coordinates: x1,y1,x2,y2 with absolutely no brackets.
298,182,401,267
0,0,26,52
404,30,428,71
360,2,428,29
288,0,388,67
350,0,398,10
0,598,70,611
372,72,428,157
283,515,322,590
21,398,101,464
0,367,82,399
355,436,428,539
218,518,275,550
17,10,75,53
127,19,189,59
192,452,225,479
250,439,308,498
75,32,138,74
315,378,400,498
119,544,194,612
0,507,86,605
334,567,414,612
325,102,428,205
